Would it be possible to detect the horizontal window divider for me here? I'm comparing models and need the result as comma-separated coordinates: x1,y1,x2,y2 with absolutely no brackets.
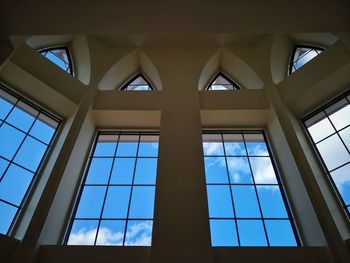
328,161,350,173
0,198,21,209
206,183,279,186
210,217,291,220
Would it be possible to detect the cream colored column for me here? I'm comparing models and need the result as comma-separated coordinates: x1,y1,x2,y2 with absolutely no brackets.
266,84,350,263
11,86,97,263
151,87,212,263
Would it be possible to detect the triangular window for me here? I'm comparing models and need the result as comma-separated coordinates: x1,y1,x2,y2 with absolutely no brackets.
120,74,154,91
39,47,73,75
289,45,324,74
207,73,240,90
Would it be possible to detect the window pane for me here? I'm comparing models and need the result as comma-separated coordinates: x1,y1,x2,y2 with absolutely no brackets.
316,135,350,171
204,157,228,184
102,186,131,218
110,158,135,185
327,100,350,130
85,158,113,185
76,186,106,218
29,114,57,144
257,186,288,218
237,220,267,246
6,101,38,132
265,220,297,246
207,185,234,218
232,186,260,218
0,201,17,235
330,164,350,205
0,97,14,120
67,220,99,245
14,137,47,172
244,134,269,156
134,158,157,185
249,157,278,184
93,135,118,157
210,219,238,246
125,220,152,246
223,134,246,156
0,157,9,175
203,134,224,155
339,127,350,150
0,123,25,160
227,157,253,184
116,135,138,156
0,164,33,206
129,186,155,219
138,135,158,157
307,113,335,143
96,220,125,246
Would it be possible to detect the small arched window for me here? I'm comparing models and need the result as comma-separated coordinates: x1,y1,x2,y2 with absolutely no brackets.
39,47,74,75
207,73,240,91
289,45,324,75
120,74,154,91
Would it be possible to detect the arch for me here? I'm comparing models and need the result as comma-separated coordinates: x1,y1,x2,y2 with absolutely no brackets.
206,72,240,90
98,49,162,90
26,35,91,85
270,33,338,84
120,73,154,91
198,48,264,90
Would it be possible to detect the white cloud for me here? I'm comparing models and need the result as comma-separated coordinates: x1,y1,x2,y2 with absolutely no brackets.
203,142,223,156
67,221,153,246
331,166,350,195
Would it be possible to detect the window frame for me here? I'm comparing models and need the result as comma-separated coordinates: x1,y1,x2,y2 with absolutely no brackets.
38,46,74,76
120,74,155,91
202,129,301,246
302,90,350,220
0,83,61,235
63,130,159,246
206,72,241,91
288,44,324,75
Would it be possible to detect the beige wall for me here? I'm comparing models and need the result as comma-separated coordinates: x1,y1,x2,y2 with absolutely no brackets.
0,31,349,263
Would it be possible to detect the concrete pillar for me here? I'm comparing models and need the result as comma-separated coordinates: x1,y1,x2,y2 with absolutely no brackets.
11,86,97,263
151,88,212,263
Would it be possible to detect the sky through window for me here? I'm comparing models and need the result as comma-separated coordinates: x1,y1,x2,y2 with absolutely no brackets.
66,132,159,246
203,131,298,246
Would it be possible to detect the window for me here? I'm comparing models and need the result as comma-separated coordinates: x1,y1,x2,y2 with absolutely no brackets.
303,91,350,217
120,74,154,91
203,131,298,246
66,132,159,246
289,45,324,74
0,85,60,235
39,47,73,75
207,73,240,91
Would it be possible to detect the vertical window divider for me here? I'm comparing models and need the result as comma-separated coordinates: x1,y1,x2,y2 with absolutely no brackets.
93,133,120,245
122,133,141,246
221,132,241,246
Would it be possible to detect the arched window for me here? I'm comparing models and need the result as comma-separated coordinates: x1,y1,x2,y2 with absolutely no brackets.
207,73,240,91
120,74,154,91
289,45,324,75
39,47,74,75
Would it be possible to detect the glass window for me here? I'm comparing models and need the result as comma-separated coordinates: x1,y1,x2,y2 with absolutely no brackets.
206,73,240,91
66,132,159,246
203,131,298,247
289,45,324,74
39,47,73,75
304,91,350,217
120,74,154,91
0,85,60,235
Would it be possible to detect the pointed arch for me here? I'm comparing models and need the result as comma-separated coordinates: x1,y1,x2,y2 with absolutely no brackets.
206,72,240,90
120,73,154,91
98,50,162,90
198,48,264,90
288,45,324,75
39,46,74,75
